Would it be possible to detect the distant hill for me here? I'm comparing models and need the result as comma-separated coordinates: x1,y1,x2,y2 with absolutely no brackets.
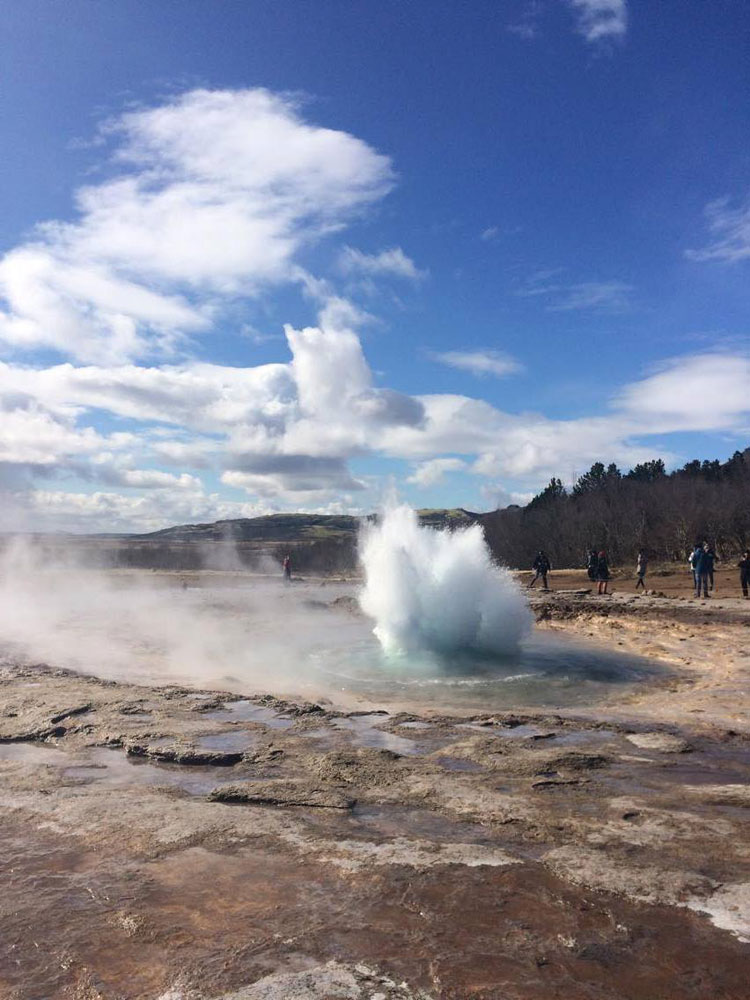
133,507,479,544
6,508,481,574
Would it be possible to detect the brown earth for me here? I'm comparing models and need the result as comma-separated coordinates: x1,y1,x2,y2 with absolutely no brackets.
519,563,747,599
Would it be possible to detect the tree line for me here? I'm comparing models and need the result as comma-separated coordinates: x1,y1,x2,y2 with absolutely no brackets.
480,448,750,570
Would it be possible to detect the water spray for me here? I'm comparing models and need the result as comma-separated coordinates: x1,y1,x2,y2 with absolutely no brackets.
358,503,532,657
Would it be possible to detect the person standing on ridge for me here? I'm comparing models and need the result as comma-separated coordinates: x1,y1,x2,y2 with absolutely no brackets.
528,550,551,591
596,551,610,595
635,549,648,590
738,550,750,599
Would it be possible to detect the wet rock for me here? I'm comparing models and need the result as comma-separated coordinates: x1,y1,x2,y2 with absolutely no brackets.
126,743,243,766
533,751,610,773
543,845,717,906
683,784,750,806
686,882,750,943
190,697,226,712
49,703,92,724
119,703,149,715
625,732,692,753
216,960,433,999
532,777,589,789
208,779,355,810
314,747,408,786
243,746,284,764
285,701,326,716
314,836,521,872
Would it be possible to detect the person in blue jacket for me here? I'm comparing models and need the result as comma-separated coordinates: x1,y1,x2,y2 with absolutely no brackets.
693,543,710,598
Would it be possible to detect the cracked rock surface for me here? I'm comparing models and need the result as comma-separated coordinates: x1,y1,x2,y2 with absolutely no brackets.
1,581,750,999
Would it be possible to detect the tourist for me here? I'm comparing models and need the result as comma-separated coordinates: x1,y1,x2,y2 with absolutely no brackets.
586,549,598,582
596,550,610,595
689,543,702,589
693,544,710,599
703,542,717,592
635,549,648,590
528,550,551,590
282,554,292,582
738,550,750,599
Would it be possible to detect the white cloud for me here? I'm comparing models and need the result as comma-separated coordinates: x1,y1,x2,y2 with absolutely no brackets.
338,246,425,280
547,281,632,312
480,226,500,241
0,88,393,363
432,350,522,378
515,273,632,311
567,0,627,43
686,194,750,263
3,345,750,530
13,486,270,535
1,90,748,532
407,457,467,487
616,353,750,432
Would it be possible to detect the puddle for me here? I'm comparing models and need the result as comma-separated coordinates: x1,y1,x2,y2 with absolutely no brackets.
329,714,419,754
551,728,620,748
300,714,452,756
0,742,65,764
435,756,484,773
197,730,259,752
208,701,294,729
458,722,555,739
348,803,497,844
62,748,240,796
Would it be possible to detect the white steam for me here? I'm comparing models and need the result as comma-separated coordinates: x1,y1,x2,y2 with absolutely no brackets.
0,537,363,697
358,504,531,656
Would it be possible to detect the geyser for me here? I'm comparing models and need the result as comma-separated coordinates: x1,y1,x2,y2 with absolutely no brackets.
358,504,532,656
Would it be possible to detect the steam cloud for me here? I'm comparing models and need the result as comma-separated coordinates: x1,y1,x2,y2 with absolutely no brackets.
358,504,532,656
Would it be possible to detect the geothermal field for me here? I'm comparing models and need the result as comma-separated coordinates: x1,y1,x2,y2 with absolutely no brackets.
0,507,749,999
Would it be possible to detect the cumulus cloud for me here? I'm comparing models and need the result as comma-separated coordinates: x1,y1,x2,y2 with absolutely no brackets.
0,88,393,363
432,350,522,378
686,194,750,264
615,353,750,432
3,345,750,531
567,0,627,43
338,246,425,280
407,458,467,487
11,486,270,535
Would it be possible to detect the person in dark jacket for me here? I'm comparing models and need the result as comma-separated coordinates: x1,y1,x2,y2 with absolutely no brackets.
738,551,750,598
596,551,610,595
528,551,551,590
282,554,292,582
693,544,710,598
635,549,648,590
586,549,598,582
703,543,717,591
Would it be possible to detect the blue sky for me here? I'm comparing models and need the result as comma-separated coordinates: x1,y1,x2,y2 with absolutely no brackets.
1,0,749,531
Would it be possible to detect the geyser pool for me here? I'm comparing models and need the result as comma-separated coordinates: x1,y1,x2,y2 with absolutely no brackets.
0,532,666,712
358,504,532,656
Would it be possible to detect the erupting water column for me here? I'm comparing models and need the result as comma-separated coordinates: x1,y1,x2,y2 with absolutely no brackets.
359,504,532,657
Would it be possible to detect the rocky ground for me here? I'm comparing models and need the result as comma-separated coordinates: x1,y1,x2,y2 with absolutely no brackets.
1,575,749,999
